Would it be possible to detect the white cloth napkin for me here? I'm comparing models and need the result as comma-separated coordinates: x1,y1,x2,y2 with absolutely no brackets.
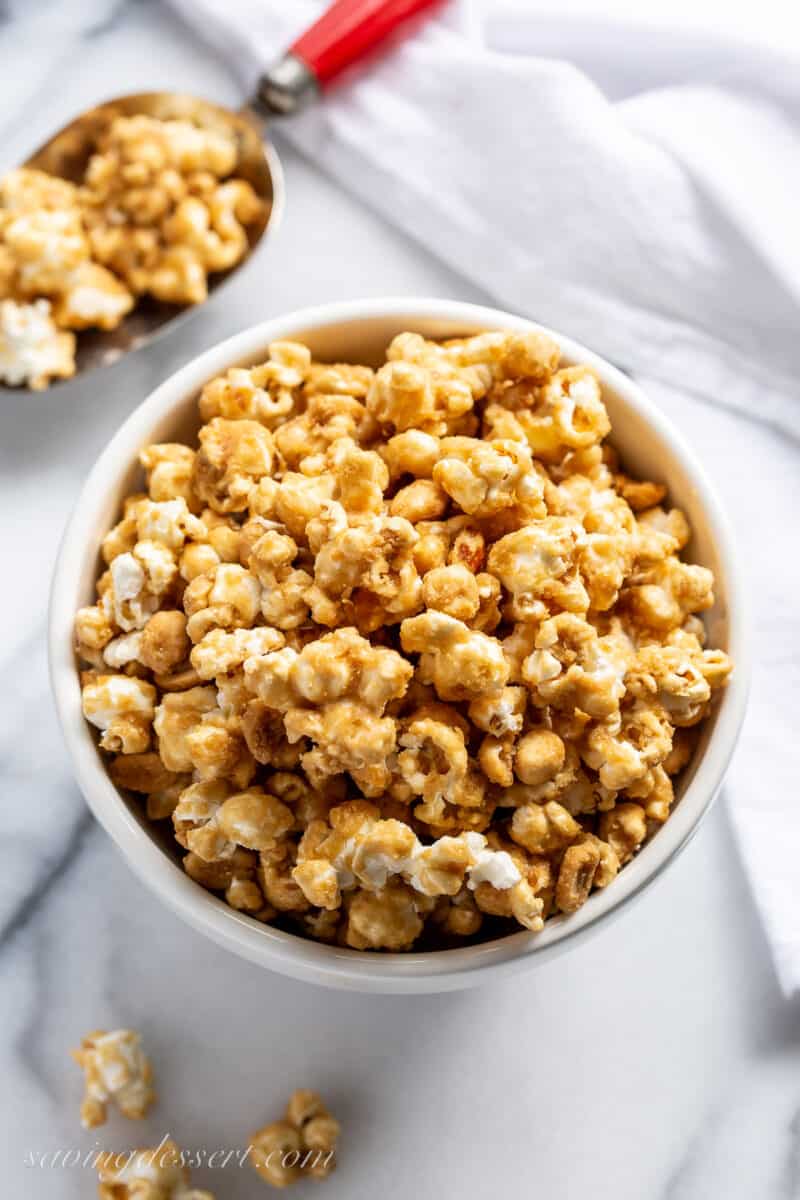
168,0,800,990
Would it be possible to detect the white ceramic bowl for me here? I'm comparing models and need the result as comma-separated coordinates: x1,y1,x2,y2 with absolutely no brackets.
49,298,749,993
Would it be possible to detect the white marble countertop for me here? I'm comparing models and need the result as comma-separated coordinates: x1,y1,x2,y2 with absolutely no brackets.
3,2,800,1198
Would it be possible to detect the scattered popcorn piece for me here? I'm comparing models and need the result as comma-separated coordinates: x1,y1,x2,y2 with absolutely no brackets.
71,1028,155,1129
250,1090,339,1187
96,1139,215,1200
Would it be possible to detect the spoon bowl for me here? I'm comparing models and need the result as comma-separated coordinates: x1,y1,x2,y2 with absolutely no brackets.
17,92,282,378
0,0,441,391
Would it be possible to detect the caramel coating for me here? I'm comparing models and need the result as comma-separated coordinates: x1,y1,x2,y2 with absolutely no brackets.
0,117,265,389
250,1089,340,1188
76,331,732,951
71,1028,156,1130
96,1139,214,1200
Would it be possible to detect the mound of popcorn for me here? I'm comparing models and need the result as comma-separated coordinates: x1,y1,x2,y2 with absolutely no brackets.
0,114,264,389
75,329,732,951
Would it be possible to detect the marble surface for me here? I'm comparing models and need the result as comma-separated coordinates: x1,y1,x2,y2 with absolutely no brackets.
2,2,800,1198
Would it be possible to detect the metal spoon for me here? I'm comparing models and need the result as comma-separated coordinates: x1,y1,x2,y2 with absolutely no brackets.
11,0,441,383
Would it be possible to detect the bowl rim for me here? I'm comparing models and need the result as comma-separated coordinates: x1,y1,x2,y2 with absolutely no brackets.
49,296,751,992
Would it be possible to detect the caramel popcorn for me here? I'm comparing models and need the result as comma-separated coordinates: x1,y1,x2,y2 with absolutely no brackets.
421,563,480,620
82,674,157,754
0,169,127,365
76,331,732,950
71,1029,156,1129
250,1090,339,1188
0,296,76,388
81,115,262,305
400,611,509,701
140,443,197,507
0,115,264,389
96,1140,215,1200
433,436,545,519
200,342,310,428
291,802,530,941
487,518,588,621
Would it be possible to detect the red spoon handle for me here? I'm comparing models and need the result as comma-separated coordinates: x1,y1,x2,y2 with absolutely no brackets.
292,0,441,87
